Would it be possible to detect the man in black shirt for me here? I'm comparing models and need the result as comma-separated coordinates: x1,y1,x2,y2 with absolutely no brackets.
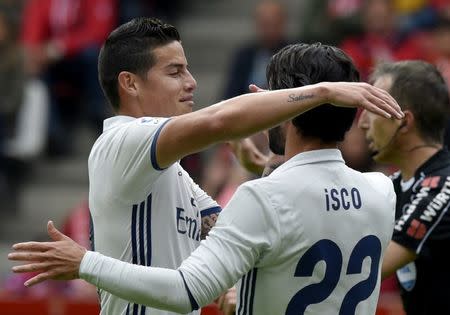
358,60,450,315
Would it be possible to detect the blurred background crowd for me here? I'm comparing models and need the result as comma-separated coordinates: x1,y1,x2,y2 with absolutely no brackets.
0,0,449,314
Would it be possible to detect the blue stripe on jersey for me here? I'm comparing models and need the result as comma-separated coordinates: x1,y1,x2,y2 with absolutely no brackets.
248,269,258,315
130,195,153,315
200,206,222,217
237,273,248,315
242,270,252,314
237,274,246,315
88,211,95,251
131,204,138,264
179,271,200,311
150,119,171,171
238,269,258,315
139,201,146,266
146,194,152,266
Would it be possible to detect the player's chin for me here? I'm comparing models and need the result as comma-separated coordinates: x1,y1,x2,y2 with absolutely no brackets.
370,150,381,160
370,150,387,163
179,102,194,114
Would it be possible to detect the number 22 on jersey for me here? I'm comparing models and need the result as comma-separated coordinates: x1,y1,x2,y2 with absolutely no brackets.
286,235,381,315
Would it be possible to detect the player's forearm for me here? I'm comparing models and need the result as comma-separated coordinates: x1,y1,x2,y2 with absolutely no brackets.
189,84,325,143
79,251,193,313
201,84,325,140
158,84,326,167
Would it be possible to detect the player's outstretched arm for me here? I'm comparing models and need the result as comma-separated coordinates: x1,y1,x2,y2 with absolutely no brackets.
156,82,403,168
8,222,193,313
9,184,275,313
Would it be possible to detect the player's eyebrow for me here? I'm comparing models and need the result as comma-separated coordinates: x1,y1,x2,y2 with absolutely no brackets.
165,63,187,70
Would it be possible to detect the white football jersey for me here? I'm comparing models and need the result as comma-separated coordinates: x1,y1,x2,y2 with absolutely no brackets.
89,116,220,315
180,149,396,315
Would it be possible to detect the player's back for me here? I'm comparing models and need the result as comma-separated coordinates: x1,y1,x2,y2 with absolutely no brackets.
237,149,395,315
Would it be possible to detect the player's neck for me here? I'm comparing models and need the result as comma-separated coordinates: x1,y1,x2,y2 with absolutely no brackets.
117,97,169,118
397,144,441,181
117,101,144,117
284,125,337,160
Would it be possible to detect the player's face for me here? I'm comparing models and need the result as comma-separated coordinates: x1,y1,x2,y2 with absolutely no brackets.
139,41,197,117
358,75,399,163
268,124,286,155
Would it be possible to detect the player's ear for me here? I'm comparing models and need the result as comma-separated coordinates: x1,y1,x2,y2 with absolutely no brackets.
398,110,413,134
118,71,139,97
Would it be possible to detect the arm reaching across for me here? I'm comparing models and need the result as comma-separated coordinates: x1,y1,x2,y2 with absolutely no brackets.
8,222,193,313
9,183,277,313
156,82,404,168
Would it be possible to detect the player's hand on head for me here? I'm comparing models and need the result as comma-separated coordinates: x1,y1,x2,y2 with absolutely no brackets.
8,221,87,287
320,82,404,119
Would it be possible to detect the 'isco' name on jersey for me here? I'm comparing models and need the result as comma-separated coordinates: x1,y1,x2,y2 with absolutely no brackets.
324,187,362,211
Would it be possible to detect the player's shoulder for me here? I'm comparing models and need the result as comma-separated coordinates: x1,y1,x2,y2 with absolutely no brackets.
234,177,274,202
362,171,395,195
122,116,169,134
238,177,264,192
362,171,391,182
89,116,168,162
105,116,168,144
111,116,168,130
134,116,166,126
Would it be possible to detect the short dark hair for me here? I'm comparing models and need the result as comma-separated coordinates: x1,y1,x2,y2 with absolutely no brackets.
370,60,450,143
98,17,180,110
266,43,360,142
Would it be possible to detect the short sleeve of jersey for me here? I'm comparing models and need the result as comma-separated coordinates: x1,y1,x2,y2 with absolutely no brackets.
111,117,170,199
178,182,280,307
392,176,450,256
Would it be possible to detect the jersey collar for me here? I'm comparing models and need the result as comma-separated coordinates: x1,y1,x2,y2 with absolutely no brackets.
272,149,345,175
414,148,450,176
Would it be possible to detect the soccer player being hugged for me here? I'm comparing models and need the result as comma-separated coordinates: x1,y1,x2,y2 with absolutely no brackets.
9,36,404,315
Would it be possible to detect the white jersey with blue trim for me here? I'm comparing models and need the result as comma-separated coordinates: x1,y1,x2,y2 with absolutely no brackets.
88,115,220,315
179,149,396,315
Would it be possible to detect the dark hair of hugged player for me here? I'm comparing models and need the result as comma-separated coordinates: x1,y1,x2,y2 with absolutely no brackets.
266,43,360,144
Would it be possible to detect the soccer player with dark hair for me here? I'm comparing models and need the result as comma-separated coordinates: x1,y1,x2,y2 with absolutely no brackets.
9,23,402,315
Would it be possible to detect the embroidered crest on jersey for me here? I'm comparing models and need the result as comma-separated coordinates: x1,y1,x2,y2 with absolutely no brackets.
139,117,160,125
396,262,417,291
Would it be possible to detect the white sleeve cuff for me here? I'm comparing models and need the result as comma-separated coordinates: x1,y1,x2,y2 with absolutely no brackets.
79,251,193,313
79,250,101,284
